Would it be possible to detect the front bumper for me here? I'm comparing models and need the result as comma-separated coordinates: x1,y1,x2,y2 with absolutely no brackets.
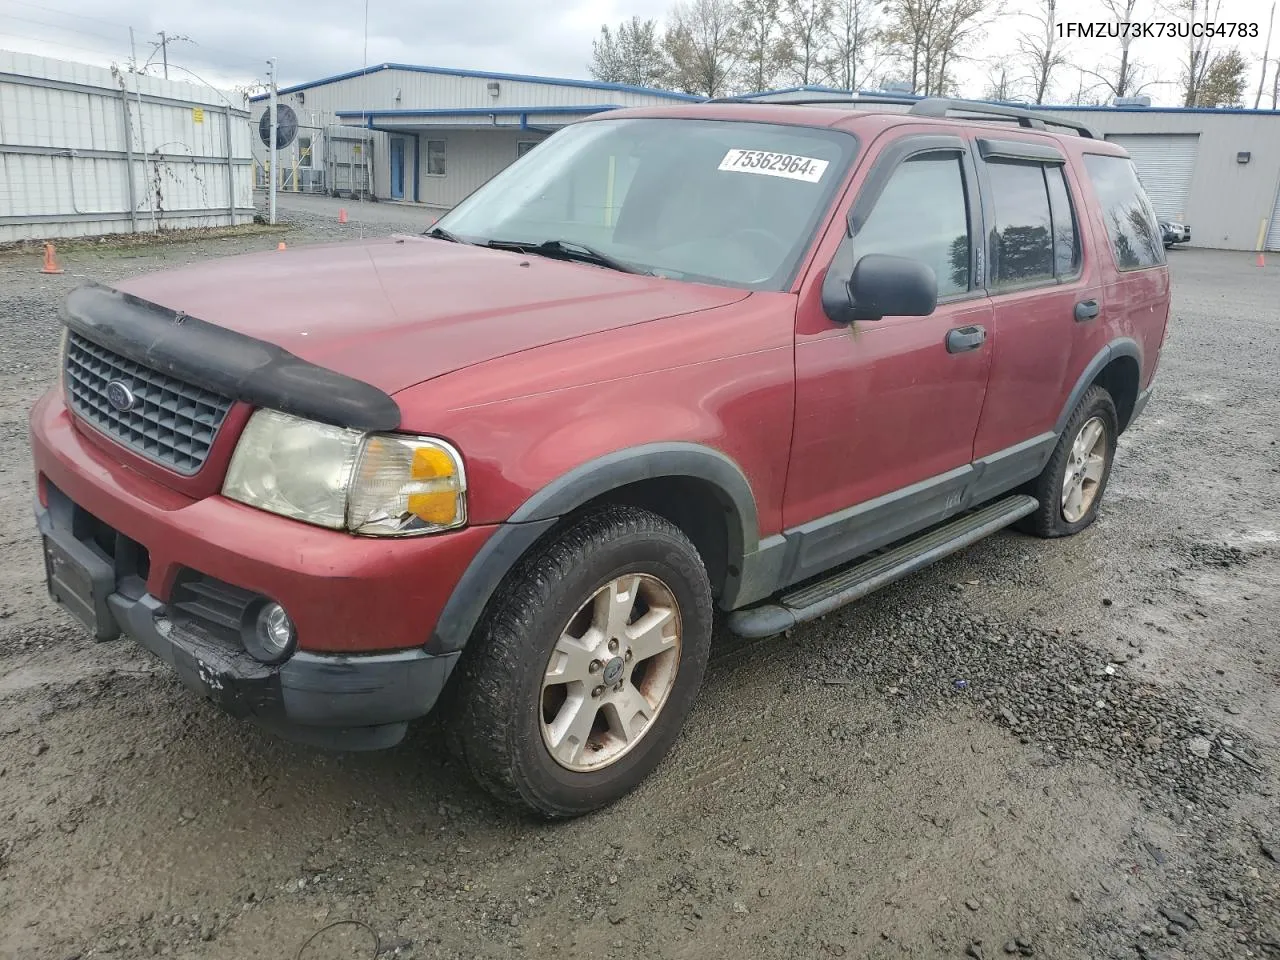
37,503,458,749
29,390,494,654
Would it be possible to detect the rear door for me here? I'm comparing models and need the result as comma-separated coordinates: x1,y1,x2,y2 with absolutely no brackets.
783,131,994,581
1077,152,1171,396
969,135,1103,499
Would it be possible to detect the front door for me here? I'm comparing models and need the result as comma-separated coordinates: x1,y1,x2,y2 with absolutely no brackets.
969,137,1103,488
390,138,405,199
784,131,994,583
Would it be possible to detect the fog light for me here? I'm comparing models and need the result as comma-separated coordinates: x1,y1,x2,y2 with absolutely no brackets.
247,601,296,663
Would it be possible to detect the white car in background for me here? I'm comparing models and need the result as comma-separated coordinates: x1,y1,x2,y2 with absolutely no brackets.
1160,220,1191,248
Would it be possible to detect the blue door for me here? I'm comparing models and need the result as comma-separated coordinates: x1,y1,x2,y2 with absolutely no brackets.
390,138,404,199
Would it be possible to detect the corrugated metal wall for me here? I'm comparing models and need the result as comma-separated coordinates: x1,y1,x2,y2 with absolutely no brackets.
0,51,255,242
1268,192,1280,252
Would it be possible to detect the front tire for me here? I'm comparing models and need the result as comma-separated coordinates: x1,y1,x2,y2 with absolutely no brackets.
448,505,713,818
1021,384,1118,538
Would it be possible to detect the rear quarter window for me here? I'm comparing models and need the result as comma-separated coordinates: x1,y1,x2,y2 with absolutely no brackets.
1082,154,1166,271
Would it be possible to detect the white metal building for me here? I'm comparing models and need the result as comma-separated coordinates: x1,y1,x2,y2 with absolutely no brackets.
248,64,698,208
0,51,255,242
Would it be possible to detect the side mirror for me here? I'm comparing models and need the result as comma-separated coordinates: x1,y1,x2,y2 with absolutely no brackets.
822,253,939,324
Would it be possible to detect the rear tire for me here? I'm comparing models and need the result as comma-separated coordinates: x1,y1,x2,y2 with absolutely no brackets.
448,505,713,818
1021,385,1118,538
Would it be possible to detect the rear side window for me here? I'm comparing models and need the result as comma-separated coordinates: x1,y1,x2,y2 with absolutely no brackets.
987,160,1079,287
988,161,1054,287
854,154,971,298
1083,154,1166,270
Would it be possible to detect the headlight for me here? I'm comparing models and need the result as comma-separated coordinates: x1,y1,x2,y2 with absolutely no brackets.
222,410,466,536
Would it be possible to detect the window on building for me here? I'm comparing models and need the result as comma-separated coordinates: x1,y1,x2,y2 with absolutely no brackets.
853,153,971,298
1083,154,1165,270
298,136,312,168
988,161,1055,287
516,140,539,159
426,140,447,176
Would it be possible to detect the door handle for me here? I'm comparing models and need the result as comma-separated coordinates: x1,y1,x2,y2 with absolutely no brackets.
1074,299,1100,322
945,325,987,353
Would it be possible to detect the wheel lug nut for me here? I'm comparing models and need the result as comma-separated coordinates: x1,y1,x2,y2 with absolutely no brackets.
608,639,619,653
624,649,633,661
613,682,623,692
589,660,602,674
591,685,605,698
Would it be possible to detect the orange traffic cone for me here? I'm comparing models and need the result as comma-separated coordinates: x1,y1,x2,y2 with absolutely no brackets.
277,241,287,251
41,243,63,274
1257,251,1266,267
338,208,348,224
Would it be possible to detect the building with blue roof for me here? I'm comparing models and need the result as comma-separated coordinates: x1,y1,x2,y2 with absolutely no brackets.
248,62,696,207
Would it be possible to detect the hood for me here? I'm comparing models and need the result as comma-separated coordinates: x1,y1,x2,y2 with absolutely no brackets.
115,237,750,395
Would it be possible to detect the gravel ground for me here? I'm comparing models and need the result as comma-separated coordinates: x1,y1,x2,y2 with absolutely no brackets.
0,197,1277,960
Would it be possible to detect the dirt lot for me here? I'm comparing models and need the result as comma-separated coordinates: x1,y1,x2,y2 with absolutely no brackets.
1,199,1277,960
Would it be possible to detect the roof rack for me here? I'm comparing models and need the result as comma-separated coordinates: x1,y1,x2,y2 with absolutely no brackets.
908,97,1099,139
704,92,1099,139
706,93,920,108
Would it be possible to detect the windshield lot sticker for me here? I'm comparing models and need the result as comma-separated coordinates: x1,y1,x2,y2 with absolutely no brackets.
718,149,829,182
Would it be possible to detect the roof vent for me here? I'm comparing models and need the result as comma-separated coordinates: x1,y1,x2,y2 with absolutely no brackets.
1113,95,1151,107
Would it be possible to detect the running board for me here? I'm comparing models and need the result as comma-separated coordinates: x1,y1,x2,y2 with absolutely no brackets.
727,495,1039,638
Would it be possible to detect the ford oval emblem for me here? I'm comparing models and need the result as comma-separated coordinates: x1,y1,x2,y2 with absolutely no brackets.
105,379,137,412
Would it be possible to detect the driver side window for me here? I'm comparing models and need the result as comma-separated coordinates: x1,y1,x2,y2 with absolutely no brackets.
854,154,971,298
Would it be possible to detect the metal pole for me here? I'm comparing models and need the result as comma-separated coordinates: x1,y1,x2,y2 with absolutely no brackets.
118,85,138,233
130,28,156,232
160,31,168,80
268,58,278,225
224,104,236,225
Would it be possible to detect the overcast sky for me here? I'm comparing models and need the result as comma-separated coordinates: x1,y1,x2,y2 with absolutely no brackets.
1,0,1273,106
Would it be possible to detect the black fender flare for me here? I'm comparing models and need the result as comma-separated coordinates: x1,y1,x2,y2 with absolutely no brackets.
428,443,761,654
1054,337,1141,436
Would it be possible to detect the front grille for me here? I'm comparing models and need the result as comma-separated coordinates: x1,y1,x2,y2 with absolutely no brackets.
65,332,233,475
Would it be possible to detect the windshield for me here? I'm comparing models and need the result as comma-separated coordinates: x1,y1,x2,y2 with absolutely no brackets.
434,118,857,290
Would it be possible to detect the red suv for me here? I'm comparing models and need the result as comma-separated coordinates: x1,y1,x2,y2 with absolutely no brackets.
31,96,1170,817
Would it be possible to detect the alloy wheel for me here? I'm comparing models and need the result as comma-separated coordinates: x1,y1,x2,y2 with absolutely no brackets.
540,574,682,772
1061,415,1108,523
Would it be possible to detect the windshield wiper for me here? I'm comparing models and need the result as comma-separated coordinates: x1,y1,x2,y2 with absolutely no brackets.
424,225,469,244
482,238,652,275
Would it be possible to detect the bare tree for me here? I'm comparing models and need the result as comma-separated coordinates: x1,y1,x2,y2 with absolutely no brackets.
1085,0,1153,100
736,0,787,91
882,0,995,96
664,0,742,97
983,59,1018,101
590,17,668,87
1256,2,1275,109
1066,65,1106,105
1017,0,1068,104
824,0,880,90
1177,0,1225,106
780,0,836,85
